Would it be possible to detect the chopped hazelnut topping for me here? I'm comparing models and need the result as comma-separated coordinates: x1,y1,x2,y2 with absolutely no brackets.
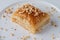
24,5,28,8
19,12,23,14
28,10,32,14
28,13,31,14
29,9,32,13
16,9,19,12
18,4,44,17
34,12,38,16
42,13,45,16
23,10,26,13
25,8,29,12
32,7,35,10
35,9,37,12
30,7,33,10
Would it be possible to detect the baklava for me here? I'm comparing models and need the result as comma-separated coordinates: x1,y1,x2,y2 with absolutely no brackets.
11,4,50,34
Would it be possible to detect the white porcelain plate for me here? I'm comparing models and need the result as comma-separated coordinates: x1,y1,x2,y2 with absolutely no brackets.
0,0,60,40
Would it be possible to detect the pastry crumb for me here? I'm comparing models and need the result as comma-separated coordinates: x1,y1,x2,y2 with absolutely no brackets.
0,36,1,38
0,27,3,30
40,38,43,40
51,7,56,12
33,37,36,40
51,33,55,40
51,7,54,9
10,33,15,37
5,8,13,14
47,11,53,16
42,13,45,16
2,36,5,38
11,7,13,9
21,35,30,40
4,28,8,32
34,12,39,16
2,15,5,18
0,36,5,39
14,29,16,31
58,16,60,18
51,21,57,27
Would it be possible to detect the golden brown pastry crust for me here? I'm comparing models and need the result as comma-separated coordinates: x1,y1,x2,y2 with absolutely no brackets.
11,4,50,34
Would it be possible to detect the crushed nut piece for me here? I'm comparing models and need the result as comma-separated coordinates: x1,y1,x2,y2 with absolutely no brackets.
28,10,32,14
51,33,55,40
2,15,5,18
33,37,36,40
51,7,56,12
51,21,57,27
0,27,3,30
58,16,60,18
14,29,16,31
5,8,10,13
42,13,45,16
26,8,29,12
5,8,13,14
18,4,43,17
30,7,32,10
51,7,54,9
40,38,43,40
19,12,23,14
11,7,13,9
24,5,28,8
10,11,13,14
0,36,1,38
2,36,5,38
28,13,31,14
10,33,14,37
34,12,38,16
21,36,30,40
4,28,8,31
0,36,5,39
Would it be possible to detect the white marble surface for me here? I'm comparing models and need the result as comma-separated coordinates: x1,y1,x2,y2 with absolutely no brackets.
0,0,60,11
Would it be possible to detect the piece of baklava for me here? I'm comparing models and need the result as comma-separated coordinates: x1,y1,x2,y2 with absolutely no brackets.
11,4,50,34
